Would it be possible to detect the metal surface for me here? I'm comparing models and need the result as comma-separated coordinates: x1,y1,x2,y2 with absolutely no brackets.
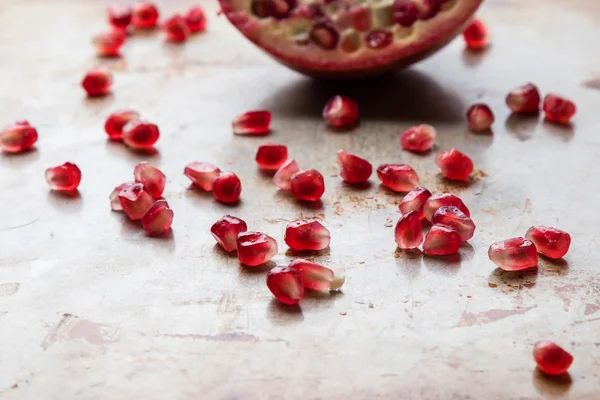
1,0,599,399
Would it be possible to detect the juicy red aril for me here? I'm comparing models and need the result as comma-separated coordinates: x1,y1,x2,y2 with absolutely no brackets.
133,162,166,199
488,237,538,271
232,110,271,135
338,150,372,184
349,6,371,32
256,143,288,170
118,182,155,220
322,96,359,129
377,164,419,192
109,182,130,211
533,341,574,376
290,169,325,201
506,83,541,113
423,193,470,221
132,1,159,29
237,231,278,267
432,206,476,241
266,266,304,305
0,120,38,153
211,215,248,252
393,0,419,27
92,30,126,57
81,68,112,97
395,211,424,249
273,159,299,190
414,0,440,19
212,172,242,203
104,110,140,140
185,162,221,191
284,220,331,251
45,162,82,192
366,30,393,49
141,200,174,236
423,224,461,256
399,187,432,217
543,94,576,125
108,5,133,30
466,103,494,132
289,259,344,291
122,120,160,150
525,226,571,259
401,124,436,153
310,20,339,50
251,0,295,19
163,15,190,43
436,148,474,181
462,19,489,50
184,6,207,33
289,4,322,19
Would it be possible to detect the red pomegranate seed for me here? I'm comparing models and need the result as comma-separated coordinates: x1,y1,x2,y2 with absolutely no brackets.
184,6,207,33
92,30,126,57
109,182,130,211
423,224,461,256
533,341,574,376
462,19,489,50
290,169,325,201
133,162,166,199
184,162,221,191
349,5,371,32
506,83,541,113
392,0,419,27
81,67,112,97
211,215,248,252
163,14,189,43
423,193,470,221
212,172,242,203
322,96,359,129
232,110,271,135
543,94,576,125
432,206,476,241
237,231,278,267
266,266,304,305
284,220,331,251
45,162,82,192
525,226,571,259
290,4,323,19
366,30,393,49
104,110,140,140
0,120,38,153
399,187,432,217
108,5,133,30
122,120,160,150
395,211,424,249
488,237,538,271
256,143,288,170
289,259,344,291
118,182,155,220
466,103,494,132
273,159,299,190
436,148,473,181
401,124,436,153
310,20,339,50
141,200,173,236
132,1,159,29
338,150,372,184
414,0,440,19
377,164,419,192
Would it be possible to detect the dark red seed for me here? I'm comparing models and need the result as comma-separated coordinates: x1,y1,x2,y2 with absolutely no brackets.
395,210,423,249
273,159,299,190
393,0,419,26
184,6,207,33
266,266,304,305
525,226,571,259
256,143,288,170
45,162,82,192
92,30,126,57
310,20,339,50
423,193,470,221
436,148,474,181
431,206,476,241
466,103,494,132
0,120,38,153
338,150,372,184
232,110,271,135
349,5,371,32
414,0,440,20
132,1,159,29
163,14,190,43
81,67,112,97
211,215,248,252
133,162,166,199
322,95,359,129
488,237,538,271
423,224,461,256
108,5,133,30
462,19,489,50
104,110,140,140
506,83,541,113
290,169,325,201
401,124,436,152
237,231,278,267
290,4,322,18
543,94,576,125
377,164,419,192
118,182,155,220
141,200,174,236
365,30,393,49
122,120,160,150
399,187,432,217
284,220,331,251
289,259,344,291
184,162,221,191
533,341,574,376
212,172,242,203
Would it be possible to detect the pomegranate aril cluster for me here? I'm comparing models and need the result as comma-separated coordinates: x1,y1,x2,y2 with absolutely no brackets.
104,110,159,150
184,161,242,203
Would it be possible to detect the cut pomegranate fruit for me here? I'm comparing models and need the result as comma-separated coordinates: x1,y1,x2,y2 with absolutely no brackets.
237,231,278,267
212,172,242,203
266,266,304,305
132,1,159,29
122,120,160,150
377,164,419,192
185,162,221,191
163,14,190,43
185,6,207,33
432,206,475,241
436,148,473,181
400,124,436,153
109,182,130,211
273,159,299,190
92,30,126,57
133,162,166,199
290,169,325,201
211,215,248,252
322,96,359,129
284,220,331,251
45,162,82,192
118,182,155,220
488,237,538,271
338,150,372,183
506,83,541,113
81,67,112,97
256,143,288,170
108,5,133,30
395,210,423,249
533,341,574,376
543,94,576,125
219,0,483,77
466,103,494,132
399,186,432,217
423,193,470,221
289,259,344,291
104,110,140,140
462,18,488,50
525,226,571,259
423,224,461,256
232,111,271,135
0,120,38,153
141,200,174,236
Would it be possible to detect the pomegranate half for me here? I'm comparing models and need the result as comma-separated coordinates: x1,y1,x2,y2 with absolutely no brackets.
218,0,484,78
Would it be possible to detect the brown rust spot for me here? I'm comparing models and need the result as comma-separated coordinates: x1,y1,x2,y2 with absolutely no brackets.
583,78,600,91
42,313,118,349
457,306,536,327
